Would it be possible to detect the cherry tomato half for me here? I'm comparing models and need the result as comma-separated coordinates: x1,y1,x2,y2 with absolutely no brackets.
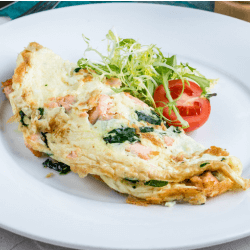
153,79,211,132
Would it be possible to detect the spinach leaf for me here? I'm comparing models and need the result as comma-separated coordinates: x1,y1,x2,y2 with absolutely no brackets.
41,132,49,148
74,67,81,73
43,159,71,175
139,127,154,133
135,110,162,125
19,110,28,127
103,127,140,144
173,127,182,133
144,180,169,187
38,107,44,120
124,178,139,184
200,162,209,168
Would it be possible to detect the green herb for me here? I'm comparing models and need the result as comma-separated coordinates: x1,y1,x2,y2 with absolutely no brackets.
38,108,44,120
103,127,140,144
124,178,139,184
173,127,182,133
19,110,28,127
74,67,81,73
77,30,216,129
182,73,210,94
41,132,49,148
43,159,71,175
139,127,154,133
200,162,209,168
144,180,169,187
45,84,48,86
135,110,162,125
221,157,226,161
119,38,136,47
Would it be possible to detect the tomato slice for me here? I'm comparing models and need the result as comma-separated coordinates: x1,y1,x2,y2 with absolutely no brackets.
153,79,211,132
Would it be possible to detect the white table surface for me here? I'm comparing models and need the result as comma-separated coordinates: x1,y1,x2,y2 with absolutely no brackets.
1,16,250,250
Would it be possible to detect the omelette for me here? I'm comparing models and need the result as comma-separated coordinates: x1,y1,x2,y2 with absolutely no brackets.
2,42,250,206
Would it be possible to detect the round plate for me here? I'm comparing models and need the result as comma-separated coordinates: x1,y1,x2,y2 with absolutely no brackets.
0,3,250,250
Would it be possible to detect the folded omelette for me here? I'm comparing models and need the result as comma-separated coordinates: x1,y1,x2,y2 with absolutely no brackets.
3,42,250,205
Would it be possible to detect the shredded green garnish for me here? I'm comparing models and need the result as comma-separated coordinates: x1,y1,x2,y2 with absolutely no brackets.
77,30,216,129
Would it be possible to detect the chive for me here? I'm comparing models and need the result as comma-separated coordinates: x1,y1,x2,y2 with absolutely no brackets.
43,159,71,175
19,110,28,127
45,84,48,86
200,162,209,168
144,180,168,187
139,127,154,133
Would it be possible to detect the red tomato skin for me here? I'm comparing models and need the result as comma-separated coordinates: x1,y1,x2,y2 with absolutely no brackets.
153,80,211,132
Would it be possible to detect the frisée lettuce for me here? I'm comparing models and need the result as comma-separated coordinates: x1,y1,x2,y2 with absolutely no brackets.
77,30,217,129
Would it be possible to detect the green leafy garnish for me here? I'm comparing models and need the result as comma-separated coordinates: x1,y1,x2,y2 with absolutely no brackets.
135,110,162,125
144,180,169,187
221,158,226,161
43,159,71,175
200,162,209,168
182,74,210,94
77,30,216,129
139,127,154,133
103,127,140,144
19,110,28,127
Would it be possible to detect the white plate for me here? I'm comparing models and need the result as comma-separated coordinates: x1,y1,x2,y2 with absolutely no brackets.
0,3,250,250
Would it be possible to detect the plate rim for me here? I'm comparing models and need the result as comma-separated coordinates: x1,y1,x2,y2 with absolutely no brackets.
1,3,250,250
